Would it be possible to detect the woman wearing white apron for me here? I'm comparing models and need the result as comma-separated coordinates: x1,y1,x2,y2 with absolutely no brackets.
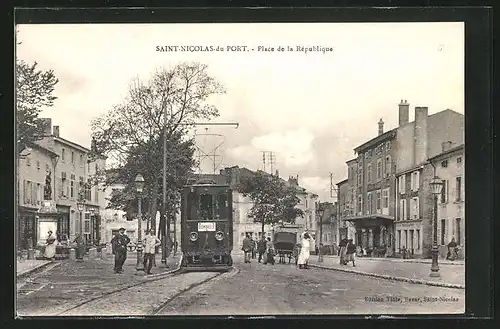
297,232,311,269
44,230,57,260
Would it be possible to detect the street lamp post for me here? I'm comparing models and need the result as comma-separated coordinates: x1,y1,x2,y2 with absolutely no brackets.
135,174,145,272
317,204,324,262
77,201,85,260
429,176,443,277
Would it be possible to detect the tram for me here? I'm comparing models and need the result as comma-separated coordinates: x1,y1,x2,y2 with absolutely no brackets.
179,179,233,272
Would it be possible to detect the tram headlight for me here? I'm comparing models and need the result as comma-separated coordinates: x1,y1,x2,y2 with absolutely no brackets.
189,232,198,242
215,231,224,241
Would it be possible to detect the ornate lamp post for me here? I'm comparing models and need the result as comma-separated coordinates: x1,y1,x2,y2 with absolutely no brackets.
135,174,145,272
77,201,85,237
429,176,444,277
317,204,324,262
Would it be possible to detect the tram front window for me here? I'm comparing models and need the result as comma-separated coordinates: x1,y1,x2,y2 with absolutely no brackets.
217,193,228,219
199,193,213,220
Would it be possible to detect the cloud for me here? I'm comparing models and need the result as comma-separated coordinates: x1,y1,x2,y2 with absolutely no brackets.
300,176,331,198
250,128,315,167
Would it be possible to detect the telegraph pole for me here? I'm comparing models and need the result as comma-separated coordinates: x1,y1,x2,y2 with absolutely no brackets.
330,173,341,247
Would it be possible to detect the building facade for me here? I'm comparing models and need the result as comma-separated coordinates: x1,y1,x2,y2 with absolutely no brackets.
17,142,59,250
428,143,465,259
394,104,464,258
33,119,106,246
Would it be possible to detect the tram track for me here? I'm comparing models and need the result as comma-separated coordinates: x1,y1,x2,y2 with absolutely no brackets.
52,259,183,316
151,266,239,315
55,263,238,316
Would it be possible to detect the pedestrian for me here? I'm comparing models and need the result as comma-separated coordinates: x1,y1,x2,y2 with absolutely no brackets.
293,243,300,265
44,230,57,260
345,239,356,267
242,233,252,263
251,238,257,259
264,237,275,265
257,236,267,263
297,232,311,269
111,227,130,274
73,233,85,261
339,238,348,265
447,237,458,261
143,229,161,275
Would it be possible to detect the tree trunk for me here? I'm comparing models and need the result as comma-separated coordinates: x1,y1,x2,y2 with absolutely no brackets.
261,219,265,234
149,179,159,234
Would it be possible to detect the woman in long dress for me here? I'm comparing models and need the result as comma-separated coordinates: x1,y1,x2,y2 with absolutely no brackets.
44,230,57,260
297,232,311,269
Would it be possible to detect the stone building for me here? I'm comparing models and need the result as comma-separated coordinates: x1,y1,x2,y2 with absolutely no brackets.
394,104,464,258
427,143,465,259
17,142,59,251
32,119,107,245
338,100,464,258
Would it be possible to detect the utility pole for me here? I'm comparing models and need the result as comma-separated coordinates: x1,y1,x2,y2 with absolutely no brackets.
330,173,341,247
161,106,169,267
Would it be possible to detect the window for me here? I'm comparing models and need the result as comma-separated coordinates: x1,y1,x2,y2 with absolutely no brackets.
411,171,420,191
377,159,382,180
399,199,407,220
398,175,406,194
409,230,414,250
411,197,419,219
36,183,41,204
367,193,372,214
440,219,446,245
416,229,420,250
441,160,448,167
376,190,381,210
71,151,75,164
404,230,408,248
62,148,65,161
456,177,462,201
385,156,391,176
382,189,389,208
26,157,31,166
80,154,83,167
45,163,50,172
387,142,391,151
79,176,84,199
397,230,401,250
94,186,99,203
70,174,75,199
357,170,363,186
457,156,462,164
440,180,449,203
367,164,372,183
199,193,213,220
86,179,92,201
456,218,461,245
364,152,369,159
57,215,70,240
357,195,362,215
36,160,40,170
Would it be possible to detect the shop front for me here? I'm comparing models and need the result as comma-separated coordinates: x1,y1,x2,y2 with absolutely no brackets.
346,215,394,257
18,207,38,251
84,206,102,247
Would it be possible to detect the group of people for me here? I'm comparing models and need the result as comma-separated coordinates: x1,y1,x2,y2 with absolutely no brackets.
110,227,161,275
338,238,356,267
241,231,313,269
242,234,276,265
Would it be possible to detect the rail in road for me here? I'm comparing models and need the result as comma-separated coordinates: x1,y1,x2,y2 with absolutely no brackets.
54,266,238,316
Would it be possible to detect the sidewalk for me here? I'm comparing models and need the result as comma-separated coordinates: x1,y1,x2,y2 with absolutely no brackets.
308,255,465,289
17,260,52,278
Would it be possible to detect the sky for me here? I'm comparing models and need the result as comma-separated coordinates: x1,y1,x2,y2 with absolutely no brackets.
16,22,464,202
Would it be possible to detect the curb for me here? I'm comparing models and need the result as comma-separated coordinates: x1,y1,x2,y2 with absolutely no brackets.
320,256,465,266
309,264,465,290
17,261,55,279
145,255,183,279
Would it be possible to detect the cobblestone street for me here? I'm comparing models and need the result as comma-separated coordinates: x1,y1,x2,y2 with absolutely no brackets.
17,255,464,316
16,253,181,316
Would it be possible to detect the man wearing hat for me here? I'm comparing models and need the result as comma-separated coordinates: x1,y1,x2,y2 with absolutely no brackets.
111,228,130,274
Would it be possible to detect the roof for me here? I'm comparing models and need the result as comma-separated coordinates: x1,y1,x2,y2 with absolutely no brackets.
336,178,348,187
54,136,91,153
346,158,357,164
354,129,397,153
28,141,59,158
428,144,464,163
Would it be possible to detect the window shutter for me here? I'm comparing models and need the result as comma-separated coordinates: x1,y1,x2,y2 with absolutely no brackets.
410,173,414,191
23,180,27,204
415,171,420,190
399,199,404,220
415,197,420,219
402,175,406,193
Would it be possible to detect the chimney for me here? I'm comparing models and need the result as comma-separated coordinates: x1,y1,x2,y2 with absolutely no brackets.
275,169,279,177
53,125,60,137
414,106,429,165
378,118,384,136
398,99,409,126
442,141,453,152
39,118,52,135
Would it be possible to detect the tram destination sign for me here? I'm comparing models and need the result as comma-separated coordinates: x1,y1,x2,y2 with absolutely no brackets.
198,222,216,232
